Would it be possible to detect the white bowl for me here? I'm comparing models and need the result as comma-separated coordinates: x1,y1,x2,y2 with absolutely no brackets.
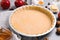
9,5,56,37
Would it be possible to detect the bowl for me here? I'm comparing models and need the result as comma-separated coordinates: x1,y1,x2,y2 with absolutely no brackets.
9,5,56,37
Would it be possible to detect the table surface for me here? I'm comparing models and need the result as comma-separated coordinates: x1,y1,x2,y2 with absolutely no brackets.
0,0,60,40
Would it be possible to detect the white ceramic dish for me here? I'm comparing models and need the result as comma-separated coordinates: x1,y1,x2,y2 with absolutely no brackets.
9,5,56,37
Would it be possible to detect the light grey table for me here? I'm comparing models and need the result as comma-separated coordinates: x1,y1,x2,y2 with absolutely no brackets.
0,0,60,40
